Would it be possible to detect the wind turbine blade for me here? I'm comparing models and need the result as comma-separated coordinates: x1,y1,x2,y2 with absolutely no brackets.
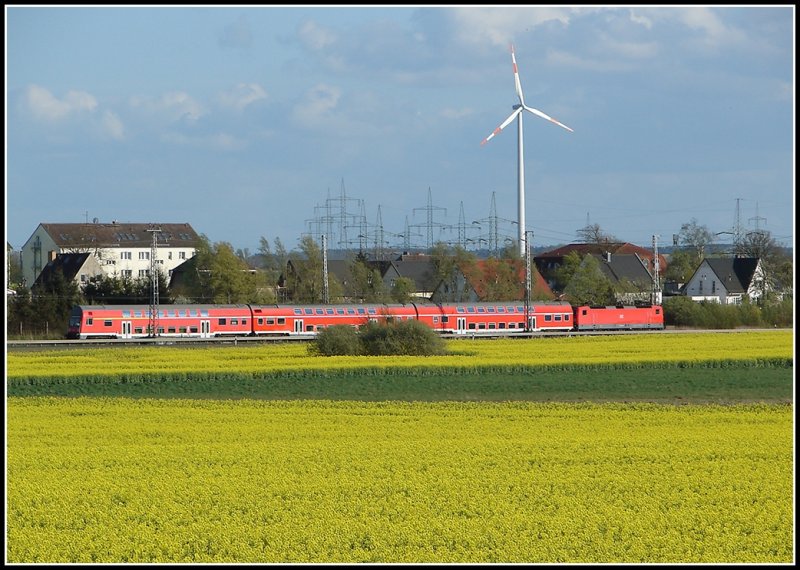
511,44,525,106
523,104,574,133
481,107,522,145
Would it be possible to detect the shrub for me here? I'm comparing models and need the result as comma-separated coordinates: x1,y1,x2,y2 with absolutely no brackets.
309,320,448,357
308,325,363,356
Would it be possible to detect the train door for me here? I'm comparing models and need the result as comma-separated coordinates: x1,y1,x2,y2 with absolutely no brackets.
457,317,467,333
294,319,303,334
121,321,132,339
201,320,211,338
528,316,537,332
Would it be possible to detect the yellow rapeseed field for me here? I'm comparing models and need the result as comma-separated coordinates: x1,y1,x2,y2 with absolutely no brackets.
6,398,792,563
6,330,793,379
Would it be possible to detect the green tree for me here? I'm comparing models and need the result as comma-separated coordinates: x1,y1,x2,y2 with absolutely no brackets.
562,254,615,306
27,268,82,337
348,254,388,303
283,236,343,303
430,242,477,302
390,276,415,304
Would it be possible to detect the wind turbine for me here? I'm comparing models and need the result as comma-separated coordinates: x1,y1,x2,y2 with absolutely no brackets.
481,44,573,257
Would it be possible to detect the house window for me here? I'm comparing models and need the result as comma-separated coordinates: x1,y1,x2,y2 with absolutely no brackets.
121,251,132,260
712,280,716,294
122,270,132,278
138,270,149,277
179,251,186,259
139,251,150,260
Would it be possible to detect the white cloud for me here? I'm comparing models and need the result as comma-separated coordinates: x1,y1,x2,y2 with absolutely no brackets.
297,20,338,51
292,83,342,128
449,6,574,47
99,110,124,140
440,107,474,120
24,84,97,122
218,83,267,112
161,131,245,151
129,91,206,124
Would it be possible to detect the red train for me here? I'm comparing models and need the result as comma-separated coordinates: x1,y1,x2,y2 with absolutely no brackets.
67,302,663,339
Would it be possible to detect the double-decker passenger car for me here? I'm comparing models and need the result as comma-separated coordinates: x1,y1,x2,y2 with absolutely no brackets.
66,304,253,339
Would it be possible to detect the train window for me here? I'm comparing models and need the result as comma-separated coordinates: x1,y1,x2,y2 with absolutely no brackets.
104,320,113,327
582,309,588,316
180,310,186,317
497,307,505,313
242,319,247,325
544,315,552,322
368,308,377,315
357,308,366,315
231,319,238,325
135,327,143,334
305,309,314,315
457,307,465,313
477,307,486,313
442,316,449,323
554,315,562,322
468,323,476,330
347,309,356,315
201,310,209,317
134,311,142,318
508,323,515,329
265,318,272,325
123,310,130,317
158,327,164,334
326,309,335,315
189,327,198,333
87,318,93,325
168,327,176,333
499,322,506,329
516,307,524,313
655,308,661,314
564,314,570,321
467,307,476,313
433,316,439,323
277,318,285,325
488,323,496,329
487,307,496,313
294,309,303,315
478,323,486,329
219,318,227,325
306,325,314,332
507,307,515,313
336,309,345,315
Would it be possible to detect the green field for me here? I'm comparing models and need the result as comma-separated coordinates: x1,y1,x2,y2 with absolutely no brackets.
6,331,795,563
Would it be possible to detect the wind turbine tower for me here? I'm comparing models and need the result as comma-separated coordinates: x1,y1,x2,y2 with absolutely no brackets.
482,44,573,257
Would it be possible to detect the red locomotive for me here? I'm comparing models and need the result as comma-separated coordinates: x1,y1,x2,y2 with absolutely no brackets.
67,301,664,339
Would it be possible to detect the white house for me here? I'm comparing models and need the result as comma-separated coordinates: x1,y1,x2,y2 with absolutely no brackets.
683,257,766,304
20,221,201,288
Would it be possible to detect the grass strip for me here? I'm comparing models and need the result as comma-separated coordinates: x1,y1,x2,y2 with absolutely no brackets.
7,361,792,404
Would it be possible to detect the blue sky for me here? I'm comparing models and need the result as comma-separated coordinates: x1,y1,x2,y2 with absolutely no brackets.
5,5,795,256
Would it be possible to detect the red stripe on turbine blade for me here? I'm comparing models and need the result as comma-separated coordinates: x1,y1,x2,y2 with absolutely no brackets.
493,127,502,135
512,63,518,74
